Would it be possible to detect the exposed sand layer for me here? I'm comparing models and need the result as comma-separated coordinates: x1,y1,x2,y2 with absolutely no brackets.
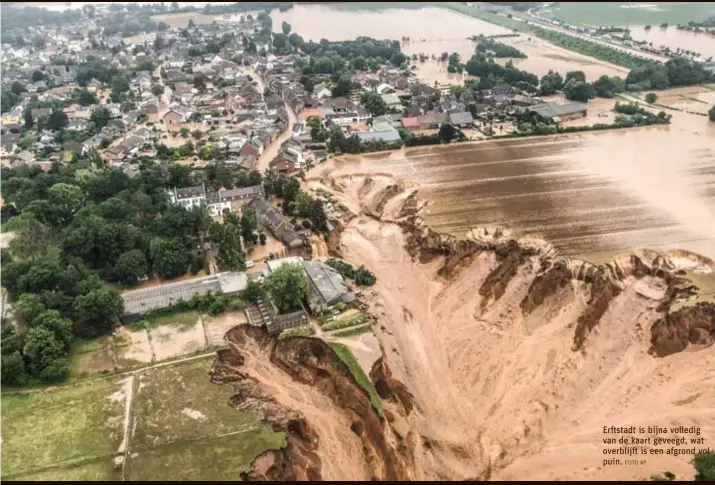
286,171,715,481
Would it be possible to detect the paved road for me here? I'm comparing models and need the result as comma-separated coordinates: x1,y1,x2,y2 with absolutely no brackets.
478,3,668,63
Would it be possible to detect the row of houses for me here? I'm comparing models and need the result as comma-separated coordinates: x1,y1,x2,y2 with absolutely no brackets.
167,182,266,217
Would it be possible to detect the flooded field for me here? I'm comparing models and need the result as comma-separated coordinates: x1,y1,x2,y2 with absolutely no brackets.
651,85,715,114
316,117,715,264
630,27,715,60
270,4,628,80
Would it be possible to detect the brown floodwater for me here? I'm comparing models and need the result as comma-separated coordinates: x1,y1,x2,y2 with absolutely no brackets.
325,112,715,264
629,26,715,59
270,4,628,80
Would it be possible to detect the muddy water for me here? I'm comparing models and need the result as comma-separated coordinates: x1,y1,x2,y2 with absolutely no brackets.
629,26,715,59
270,4,628,80
326,116,715,263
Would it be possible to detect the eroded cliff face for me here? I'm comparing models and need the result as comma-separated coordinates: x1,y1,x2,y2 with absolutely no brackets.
363,177,714,356
211,325,415,481
218,171,714,481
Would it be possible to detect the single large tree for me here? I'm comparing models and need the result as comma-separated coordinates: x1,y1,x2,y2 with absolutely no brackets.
264,263,308,313
47,109,69,131
360,91,387,116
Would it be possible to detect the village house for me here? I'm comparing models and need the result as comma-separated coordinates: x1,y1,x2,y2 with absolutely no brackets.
418,112,449,130
448,111,475,128
163,107,192,125
248,198,309,249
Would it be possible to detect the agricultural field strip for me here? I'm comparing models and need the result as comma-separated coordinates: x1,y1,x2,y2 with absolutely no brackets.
5,424,265,480
4,354,264,480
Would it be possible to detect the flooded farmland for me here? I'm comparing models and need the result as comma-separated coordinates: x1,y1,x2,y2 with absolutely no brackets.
629,26,715,60
314,117,715,264
270,4,628,80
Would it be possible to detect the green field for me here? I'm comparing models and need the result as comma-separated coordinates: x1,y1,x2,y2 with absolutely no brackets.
130,358,264,450
2,357,287,481
540,2,715,27
126,429,286,481
1,378,126,478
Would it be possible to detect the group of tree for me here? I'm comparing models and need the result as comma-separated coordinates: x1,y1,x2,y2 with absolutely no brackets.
465,55,539,92
446,52,463,74
263,170,328,232
625,56,714,91
472,34,527,58
325,258,377,286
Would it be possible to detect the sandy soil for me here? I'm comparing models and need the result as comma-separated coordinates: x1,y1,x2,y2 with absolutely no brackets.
230,331,372,480
115,327,154,367
149,317,207,361
326,331,381,376
302,172,715,481
203,311,248,347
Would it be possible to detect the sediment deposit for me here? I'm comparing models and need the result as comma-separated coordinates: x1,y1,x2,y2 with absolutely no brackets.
215,169,714,481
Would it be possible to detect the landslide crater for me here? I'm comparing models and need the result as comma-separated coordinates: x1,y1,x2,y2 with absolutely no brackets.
211,325,415,481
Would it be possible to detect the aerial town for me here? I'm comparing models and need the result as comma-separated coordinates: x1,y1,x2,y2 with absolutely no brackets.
1,1,714,483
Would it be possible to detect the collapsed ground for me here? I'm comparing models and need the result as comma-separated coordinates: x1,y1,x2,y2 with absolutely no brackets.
245,170,713,481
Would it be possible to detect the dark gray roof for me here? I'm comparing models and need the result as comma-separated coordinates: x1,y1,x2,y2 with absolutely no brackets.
448,111,474,125
302,260,355,307
529,102,587,119
175,185,206,199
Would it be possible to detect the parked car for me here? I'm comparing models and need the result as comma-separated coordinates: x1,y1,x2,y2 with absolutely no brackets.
245,260,255,269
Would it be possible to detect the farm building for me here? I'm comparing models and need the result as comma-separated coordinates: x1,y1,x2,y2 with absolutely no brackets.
528,101,588,121
120,272,248,323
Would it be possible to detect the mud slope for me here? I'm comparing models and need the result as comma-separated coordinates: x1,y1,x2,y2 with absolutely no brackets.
210,325,415,481
306,173,715,481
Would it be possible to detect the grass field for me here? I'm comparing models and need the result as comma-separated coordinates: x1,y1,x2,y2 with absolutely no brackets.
126,429,286,481
130,358,263,450
539,2,715,27
12,457,120,481
329,342,384,419
1,378,126,478
2,357,287,481
332,324,371,338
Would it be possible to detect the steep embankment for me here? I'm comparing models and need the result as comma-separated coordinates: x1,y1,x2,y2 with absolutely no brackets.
311,173,715,481
214,170,714,481
210,325,415,481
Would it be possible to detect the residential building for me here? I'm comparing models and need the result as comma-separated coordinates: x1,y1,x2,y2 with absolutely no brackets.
302,260,356,315
448,111,474,127
167,183,265,216
248,197,307,249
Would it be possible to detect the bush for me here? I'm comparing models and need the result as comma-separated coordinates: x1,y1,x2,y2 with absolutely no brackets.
355,265,376,286
278,324,315,339
40,357,70,383
694,452,715,481
645,92,658,103
326,258,356,279
243,279,264,303
322,313,368,331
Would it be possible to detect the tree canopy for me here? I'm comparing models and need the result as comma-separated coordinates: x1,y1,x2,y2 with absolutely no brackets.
264,262,308,313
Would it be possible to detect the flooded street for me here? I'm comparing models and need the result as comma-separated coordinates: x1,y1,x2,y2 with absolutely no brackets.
314,113,715,263
270,4,628,81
